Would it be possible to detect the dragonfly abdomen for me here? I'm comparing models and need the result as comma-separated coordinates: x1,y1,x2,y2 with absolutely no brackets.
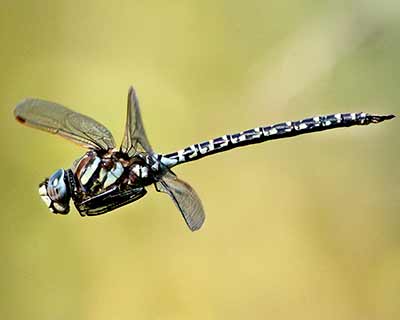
160,112,395,167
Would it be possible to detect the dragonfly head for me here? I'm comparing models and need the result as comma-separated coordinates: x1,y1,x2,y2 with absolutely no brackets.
38,169,72,214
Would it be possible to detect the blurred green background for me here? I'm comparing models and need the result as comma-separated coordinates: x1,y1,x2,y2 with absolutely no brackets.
1,1,399,319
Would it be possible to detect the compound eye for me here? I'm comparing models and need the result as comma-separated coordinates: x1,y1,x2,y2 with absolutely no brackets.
47,169,68,201
38,169,71,215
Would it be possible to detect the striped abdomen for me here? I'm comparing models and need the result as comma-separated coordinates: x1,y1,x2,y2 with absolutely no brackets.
160,112,394,167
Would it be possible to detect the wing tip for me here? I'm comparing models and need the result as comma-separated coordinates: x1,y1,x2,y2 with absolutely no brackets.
189,226,203,232
14,98,33,122
128,85,136,96
187,216,206,232
127,86,139,106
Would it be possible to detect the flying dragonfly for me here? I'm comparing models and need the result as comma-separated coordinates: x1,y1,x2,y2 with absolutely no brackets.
14,87,395,231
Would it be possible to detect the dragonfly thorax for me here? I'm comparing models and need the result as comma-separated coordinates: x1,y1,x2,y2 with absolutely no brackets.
72,150,155,194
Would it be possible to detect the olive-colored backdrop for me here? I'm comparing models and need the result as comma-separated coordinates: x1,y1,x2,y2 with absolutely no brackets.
1,1,399,319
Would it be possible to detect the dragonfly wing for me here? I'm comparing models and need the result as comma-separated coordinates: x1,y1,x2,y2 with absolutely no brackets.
14,98,116,150
155,170,205,231
120,86,153,156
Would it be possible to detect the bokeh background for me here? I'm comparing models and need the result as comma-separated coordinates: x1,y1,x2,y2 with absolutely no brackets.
1,1,399,319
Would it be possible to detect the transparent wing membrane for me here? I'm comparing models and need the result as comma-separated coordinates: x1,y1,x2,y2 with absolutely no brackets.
14,98,115,150
155,170,205,231
120,86,153,156
121,87,204,230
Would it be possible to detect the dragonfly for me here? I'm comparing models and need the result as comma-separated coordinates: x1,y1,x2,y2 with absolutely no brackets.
14,87,395,231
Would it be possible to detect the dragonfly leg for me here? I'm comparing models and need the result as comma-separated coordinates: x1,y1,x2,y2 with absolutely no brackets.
74,185,147,216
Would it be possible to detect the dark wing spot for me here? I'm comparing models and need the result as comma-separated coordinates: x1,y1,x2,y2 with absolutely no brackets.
15,115,26,124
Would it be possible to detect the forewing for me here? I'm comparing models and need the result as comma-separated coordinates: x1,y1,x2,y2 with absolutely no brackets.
14,98,115,150
120,86,153,156
155,170,205,231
